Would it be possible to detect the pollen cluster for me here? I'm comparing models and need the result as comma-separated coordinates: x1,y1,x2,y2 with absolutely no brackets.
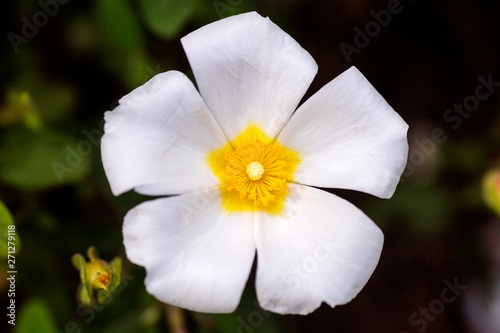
208,125,300,214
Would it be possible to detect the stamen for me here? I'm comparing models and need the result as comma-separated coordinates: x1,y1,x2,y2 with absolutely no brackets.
224,136,291,207
208,125,300,214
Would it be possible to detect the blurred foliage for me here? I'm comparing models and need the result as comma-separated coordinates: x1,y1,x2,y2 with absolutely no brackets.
15,299,58,333
0,200,20,258
0,90,40,129
2,0,500,332
482,168,500,217
138,0,196,39
94,0,151,89
0,126,92,189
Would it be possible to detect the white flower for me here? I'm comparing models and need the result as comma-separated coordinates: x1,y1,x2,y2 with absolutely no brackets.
101,12,408,315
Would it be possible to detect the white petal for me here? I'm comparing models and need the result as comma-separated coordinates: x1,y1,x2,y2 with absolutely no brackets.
254,183,383,315
123,188,255,313
101,71,228,196
277,66,408,199
181,12,318,141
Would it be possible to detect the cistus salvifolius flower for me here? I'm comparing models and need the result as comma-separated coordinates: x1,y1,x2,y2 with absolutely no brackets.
101,12,408,315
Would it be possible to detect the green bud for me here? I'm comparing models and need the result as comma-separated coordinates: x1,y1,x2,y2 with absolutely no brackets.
72,246,122,305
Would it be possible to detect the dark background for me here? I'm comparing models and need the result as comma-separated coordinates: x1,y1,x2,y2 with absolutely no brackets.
2,0,500,332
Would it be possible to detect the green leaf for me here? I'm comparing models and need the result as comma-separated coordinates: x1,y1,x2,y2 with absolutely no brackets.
122,50,154,89
0,201,19,258
209,0,255,19
94,0,144,52
94,0,154,88
0,201,14,226
138,0,194,39
0,127,92,190
15,299,57,333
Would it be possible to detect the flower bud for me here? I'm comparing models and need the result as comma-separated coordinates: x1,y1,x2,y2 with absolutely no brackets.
72,246,122,304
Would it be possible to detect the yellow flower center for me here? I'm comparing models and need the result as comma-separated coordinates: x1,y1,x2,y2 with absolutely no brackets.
208,125,300,214
246,161,265,181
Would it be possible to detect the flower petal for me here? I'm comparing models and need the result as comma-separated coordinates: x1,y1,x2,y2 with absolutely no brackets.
181,12,318,141
277,66,408,199
101,71,228,196
254,183,383,315
123,188,255,313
